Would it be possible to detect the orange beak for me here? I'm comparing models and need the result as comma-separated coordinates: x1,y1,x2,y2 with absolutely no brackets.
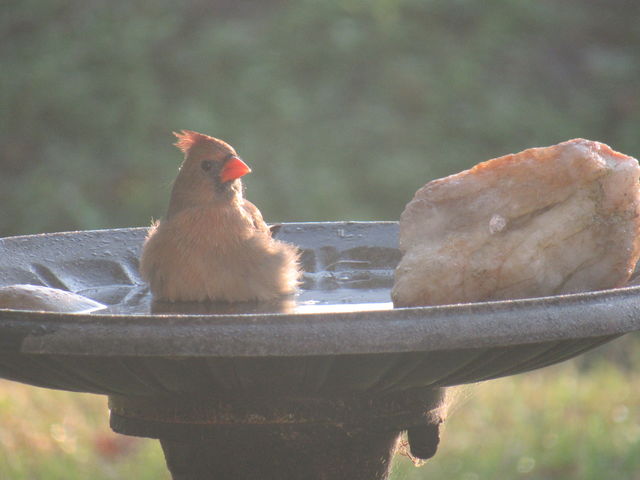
219,156,251,183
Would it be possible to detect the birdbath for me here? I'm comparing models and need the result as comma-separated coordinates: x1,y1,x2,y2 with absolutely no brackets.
1,222,640,479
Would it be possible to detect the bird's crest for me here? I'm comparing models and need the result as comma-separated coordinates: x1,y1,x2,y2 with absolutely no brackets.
173,130,231,156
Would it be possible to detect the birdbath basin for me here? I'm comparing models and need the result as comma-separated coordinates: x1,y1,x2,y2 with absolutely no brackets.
1,222,640,479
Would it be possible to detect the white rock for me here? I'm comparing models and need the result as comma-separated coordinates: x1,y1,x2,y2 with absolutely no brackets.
392,139,640,307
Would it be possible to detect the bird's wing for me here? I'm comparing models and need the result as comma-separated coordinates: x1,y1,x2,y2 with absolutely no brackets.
242,200,271,234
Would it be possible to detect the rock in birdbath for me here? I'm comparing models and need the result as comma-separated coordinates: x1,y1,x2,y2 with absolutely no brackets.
0,284,106,313
392,139,640,307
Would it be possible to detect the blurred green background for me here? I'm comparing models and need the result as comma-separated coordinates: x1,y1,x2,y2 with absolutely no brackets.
2,0,640,479
2,0,638,236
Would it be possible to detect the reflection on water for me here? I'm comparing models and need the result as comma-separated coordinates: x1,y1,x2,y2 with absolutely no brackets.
151,299,393,315
151,297,297,315
294,301,393,314
79,284,394,316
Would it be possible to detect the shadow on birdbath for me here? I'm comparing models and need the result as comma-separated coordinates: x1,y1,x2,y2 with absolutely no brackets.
0,223,639,479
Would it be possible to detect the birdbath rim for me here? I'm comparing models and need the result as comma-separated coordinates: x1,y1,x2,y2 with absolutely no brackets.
1,222,639,358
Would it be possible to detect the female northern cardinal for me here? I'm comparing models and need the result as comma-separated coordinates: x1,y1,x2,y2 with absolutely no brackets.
140,130,300,302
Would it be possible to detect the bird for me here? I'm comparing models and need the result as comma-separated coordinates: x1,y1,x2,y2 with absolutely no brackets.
139,130,300,303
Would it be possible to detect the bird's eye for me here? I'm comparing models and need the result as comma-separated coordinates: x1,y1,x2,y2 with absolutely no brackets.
200,160,213,172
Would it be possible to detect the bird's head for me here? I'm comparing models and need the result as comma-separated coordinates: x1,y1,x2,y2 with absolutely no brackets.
167,130,252,217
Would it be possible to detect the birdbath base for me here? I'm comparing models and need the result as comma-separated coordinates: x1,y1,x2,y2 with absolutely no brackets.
158,427,400,480
109,388,445,480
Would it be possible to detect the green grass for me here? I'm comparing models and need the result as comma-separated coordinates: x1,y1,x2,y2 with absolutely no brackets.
392,335,640,480
2,336,640,479
0,382,167,480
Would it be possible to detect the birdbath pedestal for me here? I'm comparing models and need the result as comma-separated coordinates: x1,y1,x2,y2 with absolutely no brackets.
110,388,444,479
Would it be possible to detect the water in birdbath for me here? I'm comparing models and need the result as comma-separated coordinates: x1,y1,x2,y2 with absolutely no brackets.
0,223,401,316
77,283,394,316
